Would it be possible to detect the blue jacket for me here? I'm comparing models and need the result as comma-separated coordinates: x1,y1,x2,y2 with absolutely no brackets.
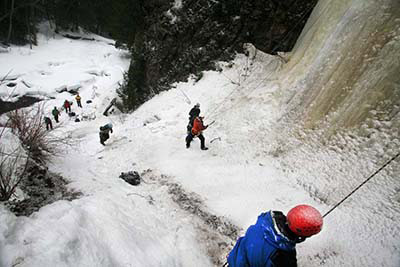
227,211,297,267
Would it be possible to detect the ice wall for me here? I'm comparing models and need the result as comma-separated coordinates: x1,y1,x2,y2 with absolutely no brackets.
281,0,400,137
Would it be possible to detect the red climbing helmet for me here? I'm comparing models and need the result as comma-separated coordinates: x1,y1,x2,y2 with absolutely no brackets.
287,204,323,237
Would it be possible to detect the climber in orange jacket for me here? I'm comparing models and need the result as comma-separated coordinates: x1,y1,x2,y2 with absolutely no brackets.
186,116,208,150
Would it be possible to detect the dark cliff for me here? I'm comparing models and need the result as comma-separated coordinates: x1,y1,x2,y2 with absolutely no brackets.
120,0,317,110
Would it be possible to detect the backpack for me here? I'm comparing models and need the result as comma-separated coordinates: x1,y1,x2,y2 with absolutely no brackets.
119,171,141,186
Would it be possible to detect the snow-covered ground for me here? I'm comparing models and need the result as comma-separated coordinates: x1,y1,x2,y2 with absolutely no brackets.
1,11,399,267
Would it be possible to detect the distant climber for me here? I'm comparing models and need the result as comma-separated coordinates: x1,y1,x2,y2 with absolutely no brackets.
75,94,82,108
52,106,60,123
186,116,208,150
44,116,53,130
227,204,323,267
63,99,71,113
187,103,201,133
99,123,113,145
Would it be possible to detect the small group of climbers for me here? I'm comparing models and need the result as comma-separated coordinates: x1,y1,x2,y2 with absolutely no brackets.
45,93,115,146
43,92,115,146
45,94,83,130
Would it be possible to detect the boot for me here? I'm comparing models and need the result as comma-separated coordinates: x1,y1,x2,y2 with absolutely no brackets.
201,147,208,150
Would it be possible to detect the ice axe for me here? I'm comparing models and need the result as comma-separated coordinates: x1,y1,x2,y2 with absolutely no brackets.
210,137,221,143
207,120,216,127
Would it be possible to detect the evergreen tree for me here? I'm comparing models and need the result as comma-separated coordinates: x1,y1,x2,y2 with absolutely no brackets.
106,0,139,47
122,39,147,110
0,0,38,45
117,0,148,110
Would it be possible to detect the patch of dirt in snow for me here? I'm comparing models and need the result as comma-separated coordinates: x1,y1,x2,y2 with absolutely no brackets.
5,164,81,217
142,170,240,266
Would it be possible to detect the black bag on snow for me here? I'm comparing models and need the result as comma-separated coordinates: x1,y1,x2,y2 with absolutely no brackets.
119,171,141,186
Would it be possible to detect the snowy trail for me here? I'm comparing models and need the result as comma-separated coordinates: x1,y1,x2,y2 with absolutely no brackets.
1,24,399,267
34,50,325,266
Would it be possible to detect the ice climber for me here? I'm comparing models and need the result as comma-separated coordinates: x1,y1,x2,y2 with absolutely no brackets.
52,106,60,123
75,94,82,108
227,204,323,267
186,116,208,150
63,99,71,113
187,103,201,134
99,123,113,145
44,116,53,130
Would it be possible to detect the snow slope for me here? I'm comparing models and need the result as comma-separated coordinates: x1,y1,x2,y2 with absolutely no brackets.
0,28,213,267
1,3,400,266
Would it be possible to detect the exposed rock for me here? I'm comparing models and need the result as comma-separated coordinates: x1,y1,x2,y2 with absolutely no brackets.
6,82,17,87
62,33,82,40
0,45,9,53
86,70,102,76
5,163,81,217
0,96,42,115
55,85,67,93
67,84,81,94
103,98,117,116
123,0,318,109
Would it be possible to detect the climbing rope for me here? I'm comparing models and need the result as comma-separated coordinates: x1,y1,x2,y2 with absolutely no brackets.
323,152,400,218
206,55,280,120
179,88,192,104
206,68,277,123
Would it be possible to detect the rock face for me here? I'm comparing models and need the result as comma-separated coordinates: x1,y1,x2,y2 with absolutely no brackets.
123,0,317,109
